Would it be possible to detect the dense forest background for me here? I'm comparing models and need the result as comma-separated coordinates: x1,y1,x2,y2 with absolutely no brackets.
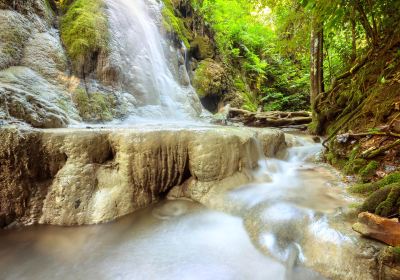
164,0,400,125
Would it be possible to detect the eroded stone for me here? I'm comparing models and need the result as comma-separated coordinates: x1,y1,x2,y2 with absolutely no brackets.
0,126,285,226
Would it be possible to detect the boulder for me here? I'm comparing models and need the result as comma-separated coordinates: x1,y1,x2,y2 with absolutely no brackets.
193,58,228,112
352,212,400,246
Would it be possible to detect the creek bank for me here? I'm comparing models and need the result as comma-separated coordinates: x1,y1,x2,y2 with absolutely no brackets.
0,125,284,227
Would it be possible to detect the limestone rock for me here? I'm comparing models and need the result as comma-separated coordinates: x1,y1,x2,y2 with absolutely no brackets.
353,212,400,246
0,67,79,127
21,30,68,81
0,126,285,227
0,10,32,69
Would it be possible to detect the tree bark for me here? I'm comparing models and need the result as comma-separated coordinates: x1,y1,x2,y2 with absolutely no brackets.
354,0,378,46
310,17,324,111
350,7,357,62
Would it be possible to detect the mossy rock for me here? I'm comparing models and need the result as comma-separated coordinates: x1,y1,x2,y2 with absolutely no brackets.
60,0,109,74
161,0,191,47
343,158,367,175
190,36,214,60
350,172,400,194
360,183,400,217
72,88,116,122
193,58,228,99
359,160,379,182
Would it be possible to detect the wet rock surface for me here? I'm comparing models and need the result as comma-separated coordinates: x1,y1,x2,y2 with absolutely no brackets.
0,126,284,227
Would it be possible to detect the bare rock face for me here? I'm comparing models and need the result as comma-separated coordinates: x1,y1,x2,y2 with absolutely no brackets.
0,2,81,127
0,67,79,128
0,126,285,227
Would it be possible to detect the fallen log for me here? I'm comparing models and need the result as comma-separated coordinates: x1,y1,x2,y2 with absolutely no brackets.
227,108,312,128
352,212,400,246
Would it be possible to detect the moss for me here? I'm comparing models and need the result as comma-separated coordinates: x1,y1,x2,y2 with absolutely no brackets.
72,88,116,122
193,59,227,98
60,0,109,68
349,172,400,194
392,247,400,262
162,0,191,47
324,151,348,169
349,182,379,194
360,184,394,213
190,36,214,60
375,184,400,216
359,160,379,181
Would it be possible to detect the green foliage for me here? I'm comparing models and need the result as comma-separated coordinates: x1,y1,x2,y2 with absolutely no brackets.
242,91,259,112
193,0,310,111
72,88,116,121
60,0,108,66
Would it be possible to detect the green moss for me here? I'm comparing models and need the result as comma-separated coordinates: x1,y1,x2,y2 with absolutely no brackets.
349,182,379,194
349,172,400,194
162,0,191,47
375,184,400,216
392,247,400,261
343,158,366,175
360,184,394,214
190,36,214,60
359,160,379,181
193,59,227,98
60,0,109,66
72,88,116,121
360,183,400,217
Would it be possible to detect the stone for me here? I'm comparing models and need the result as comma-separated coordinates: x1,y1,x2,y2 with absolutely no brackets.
21,30,68,81
0,10,32,69
0,126,285,227
0,66,80,127
378,247,400,280
352,212,400,246
193,59,227,98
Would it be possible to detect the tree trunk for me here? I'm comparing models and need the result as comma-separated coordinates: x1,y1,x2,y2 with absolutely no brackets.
354,0,378,46
350,7,357,62
310,18,324,110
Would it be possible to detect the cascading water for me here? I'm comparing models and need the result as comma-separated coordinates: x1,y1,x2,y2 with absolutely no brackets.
106,0,202,120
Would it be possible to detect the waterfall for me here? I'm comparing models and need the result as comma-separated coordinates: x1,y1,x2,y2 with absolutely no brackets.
106,0,202,120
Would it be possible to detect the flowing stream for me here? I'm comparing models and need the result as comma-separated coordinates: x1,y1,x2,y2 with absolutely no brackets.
0,134,359,280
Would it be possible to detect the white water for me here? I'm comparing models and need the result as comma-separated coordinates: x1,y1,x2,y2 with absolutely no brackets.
106,0,202,120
